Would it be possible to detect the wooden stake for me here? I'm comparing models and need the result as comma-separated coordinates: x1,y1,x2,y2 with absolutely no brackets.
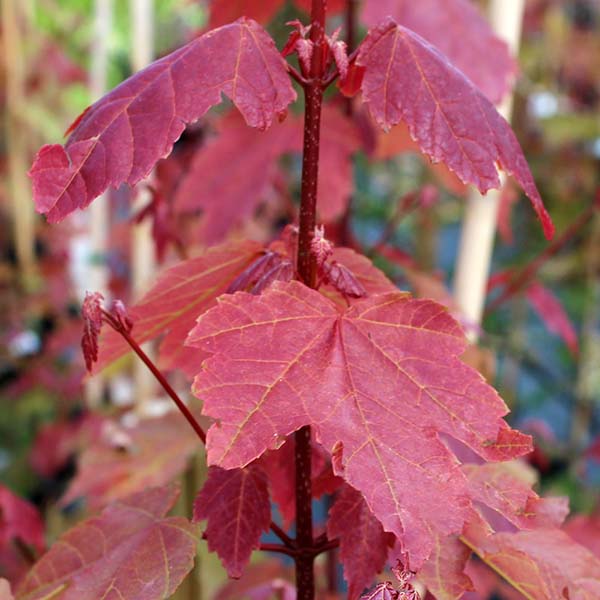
453,0,526,338
129,0,157,411
2,0,36,284
85,0,113,407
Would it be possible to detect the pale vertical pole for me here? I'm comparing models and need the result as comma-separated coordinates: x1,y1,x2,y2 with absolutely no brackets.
85,0,113,406
130,0,157,410
2,0,36,284
453,0,526,338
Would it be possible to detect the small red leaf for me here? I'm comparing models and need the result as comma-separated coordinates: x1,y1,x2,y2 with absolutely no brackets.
356,19,554,240
81,291,104,372
17,486,198,600
193,466,271,578
189,281,531,568
526,282,578,356
30,19,296,223
321,260,367,299
327,485,395,599
361,0,515,104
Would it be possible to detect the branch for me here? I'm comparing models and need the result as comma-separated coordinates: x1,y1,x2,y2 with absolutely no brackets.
101,309,207,444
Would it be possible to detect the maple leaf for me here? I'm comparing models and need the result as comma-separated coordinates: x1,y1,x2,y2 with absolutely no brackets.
173,113,300,244
61,413,201,510
462,521,600,600
16,486,198,600
96,240,263,377
188,281,531,567
418,534,473,600
361,0,515,104
193,465,271,578
327,484,395,599
29,18,296,223
526,282,578,356
356,19,555,240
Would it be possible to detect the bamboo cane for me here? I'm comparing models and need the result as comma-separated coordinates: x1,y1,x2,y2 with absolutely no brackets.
2,0,36,285
85,0,113,407
130,0,157,411
453,0,526,338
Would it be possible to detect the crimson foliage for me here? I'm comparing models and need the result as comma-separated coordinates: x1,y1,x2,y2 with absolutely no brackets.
15,1,599,600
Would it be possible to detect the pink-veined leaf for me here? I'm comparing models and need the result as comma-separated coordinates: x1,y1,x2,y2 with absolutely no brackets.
193,465,270,578
61,413,201,510
462,522,600,600
526,282,579,356
418,534,473,600
174,113,300,244
361,0,515,104
356,19,554,240
16,486,198,600
96,240,263,377
188,281,531,568
359,583,399,600
327,484,395,599
463,462,569,531
30,18,296,223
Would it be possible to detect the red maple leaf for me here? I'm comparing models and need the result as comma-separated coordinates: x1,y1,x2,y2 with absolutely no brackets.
193,465,271,578
0,486,45,555
188,281,531,567
327,484,395,599
361,0,515,104
29,18,296,223
356,19,554,240
16,486,198,600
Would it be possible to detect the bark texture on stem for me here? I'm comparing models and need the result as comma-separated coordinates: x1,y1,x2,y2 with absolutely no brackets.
294,2,327,599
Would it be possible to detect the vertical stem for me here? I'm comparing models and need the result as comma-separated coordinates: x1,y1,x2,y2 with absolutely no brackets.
452,0,525,339
2,0,36,284
295,3,327,599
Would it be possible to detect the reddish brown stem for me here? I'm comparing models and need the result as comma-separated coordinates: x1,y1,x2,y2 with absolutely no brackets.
294,2,328,599
485,200,598,316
